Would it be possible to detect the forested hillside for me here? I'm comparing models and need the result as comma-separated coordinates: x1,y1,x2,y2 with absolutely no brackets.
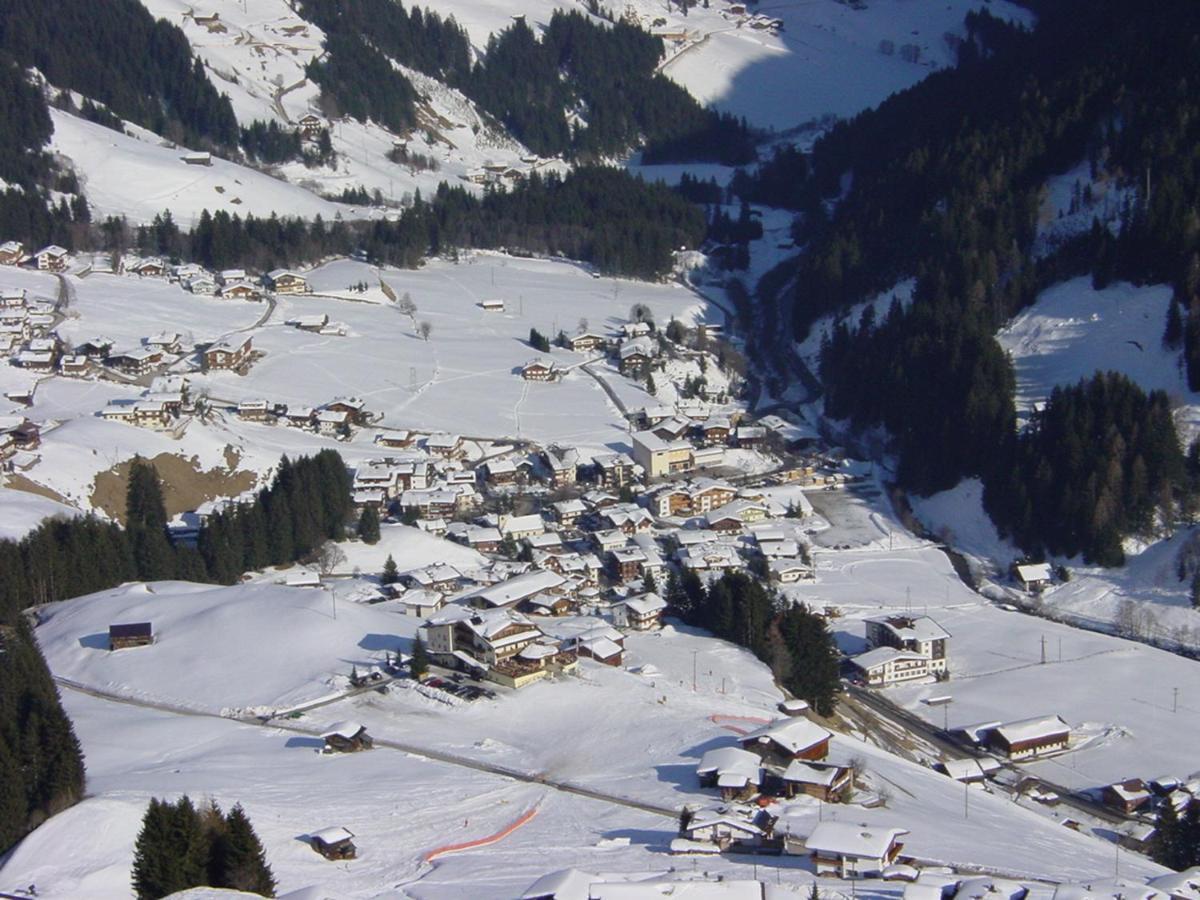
299,0,754,164
747,0,1200,563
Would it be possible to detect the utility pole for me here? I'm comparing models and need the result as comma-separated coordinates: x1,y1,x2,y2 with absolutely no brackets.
1040,635,1046,665
964,780,969,819
1173,686,1179,714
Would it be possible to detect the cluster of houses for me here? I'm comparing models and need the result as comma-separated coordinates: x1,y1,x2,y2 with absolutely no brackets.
231,395,371,437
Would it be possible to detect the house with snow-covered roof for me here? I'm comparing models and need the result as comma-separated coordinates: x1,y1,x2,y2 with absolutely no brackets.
987,715,1071,759
322,721,373,752
696,746,762,801
613,592,667,630
740,718,830,764
264,268,309,294
803,821,907,879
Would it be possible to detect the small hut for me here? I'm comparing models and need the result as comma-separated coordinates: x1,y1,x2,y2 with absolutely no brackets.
109,622,153,651
322,721,373,753
310,826,357,860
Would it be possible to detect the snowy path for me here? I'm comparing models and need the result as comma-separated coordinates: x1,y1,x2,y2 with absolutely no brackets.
52,676,680,819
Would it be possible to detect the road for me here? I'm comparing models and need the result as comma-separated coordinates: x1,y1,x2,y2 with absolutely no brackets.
52,676,679,820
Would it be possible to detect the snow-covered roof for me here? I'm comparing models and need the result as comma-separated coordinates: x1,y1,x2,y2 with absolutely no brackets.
622,592,667,616
804,821,908,858
993,715,1070,745
1148,868,1200,900
867,614,950,642
1016,562,1053,583
581,636,622,660
521,867,597,900
322,721,365,740
740,717,830,754
851,647,930,671
696,746,761,782
310,826,354,844
500,513,545,535
782,760,841,786
464,570,565,608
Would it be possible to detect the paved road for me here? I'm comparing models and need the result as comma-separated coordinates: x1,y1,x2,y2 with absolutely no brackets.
53,676,678,820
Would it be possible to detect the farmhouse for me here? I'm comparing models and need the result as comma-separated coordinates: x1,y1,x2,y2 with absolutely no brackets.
219,280,260,300
316,409,351,436
522,358,558,381
105,348,163,377
265,269,310,294
567,332,607,352
185,274,218,295
617,336,655,376
613,592,668,630
236,399,270,422
297,113,325,138
109,622,153,650
803,822,907,879
287,313,329,332
1016,562,1053,592
680,808,770,851
740,718,831,764
310,826,356,860
322,722,373,753
987,715,1071,759
126,257,167,277
0,241,23,265
34,245,68,271
696,746,763,801
203,335,253,372
1101,778,1152,814
425,432,464,458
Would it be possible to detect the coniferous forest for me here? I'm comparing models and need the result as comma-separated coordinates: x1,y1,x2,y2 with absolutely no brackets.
742,0,1200,563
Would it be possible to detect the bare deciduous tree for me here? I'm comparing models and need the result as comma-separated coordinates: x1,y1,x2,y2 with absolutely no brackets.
418,320,432,341
315,541,347,576
398,291,417,318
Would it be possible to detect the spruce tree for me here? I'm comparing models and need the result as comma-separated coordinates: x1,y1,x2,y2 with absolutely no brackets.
214,804,276,896
410,635,430,679
1165,295,1184,349
382,554,399,585
358,505,381,544
1152,798,1184,869
132,798,181,899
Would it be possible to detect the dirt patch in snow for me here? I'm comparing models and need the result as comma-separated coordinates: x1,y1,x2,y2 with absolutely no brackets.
4,474,72,506
90,450,257,523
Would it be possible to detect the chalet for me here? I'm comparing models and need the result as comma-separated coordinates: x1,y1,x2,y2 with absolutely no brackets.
237,399,270,422
182,151,212,166
461,526,501,554
185,274,218,295
297,113,325,138
127,257,167,277
396,589,444,618
1016,562,1053,593
622,321,652,339
541,447,577,486
680,808,769,851
740,718,831,764
567,332,607,353
203,335,253,372
310,826,356,860
422,606,562,688
769,559,812,584
109,622,154,650
696,746,762,801
1101,778,1152,814
0,287,26,307
736,425,766,449
551,498,587,527
405,564,463,594
425,432,464,458
591,529,629,554
219,280,260,301
101,399,174,429
146,332,183,355
218,269,247,285
987,715,1071,759
592,452,637,489
322,722,373,753
701,416,732,446
865,614,949,676
284,406,316,429
526,593,574,617
522,358,558,382
323,397,366,423
603,507,654,535
399,489,458,518
777,760,853,802
265,269,310,294
34,245,68,271
631,430,692,479
375,429,413,449
500,514,545,541
287,313,329,332
707,514,744,535
463,569,566,610
652,416,692,441
59,354,89,377
478,298,505,312
13,349,55,372
617,336,654,376
613,592,667,630
608,546,647,582
803,822,907,879
0,241,23,265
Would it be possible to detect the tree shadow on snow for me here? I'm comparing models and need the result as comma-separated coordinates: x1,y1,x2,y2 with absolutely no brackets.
832,630,867,655
679,735,737,759
654,763,701,795
358,633,402,652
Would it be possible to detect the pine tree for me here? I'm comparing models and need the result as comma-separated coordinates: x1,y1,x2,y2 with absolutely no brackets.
1165,295,1184,349
132,798,178,900
214,804,276,896
642,570,657,594
410,635,430,679
1152,798,1184,869
358,505,381,544
381,554,399,585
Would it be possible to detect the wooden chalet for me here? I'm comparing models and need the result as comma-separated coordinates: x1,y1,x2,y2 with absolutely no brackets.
0,241,23,265
773,760,852,802
203,335,253,372
567,332,607,353
297,113,325,138
109,622,154,650
739,718,831,765
522,358,558,381
986,715,1070,759
128,258,167,277
265,268,310,294
1101,778,1152,814
310,826,356,860
804,822,907,879
34,245,68,271
322,722,374,753
219,280,260,300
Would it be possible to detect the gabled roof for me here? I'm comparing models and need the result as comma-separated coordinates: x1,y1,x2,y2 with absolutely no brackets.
310,826,354,844
804,821,907,858
740,717,830,754
322,721,366,740
993,715,1070,745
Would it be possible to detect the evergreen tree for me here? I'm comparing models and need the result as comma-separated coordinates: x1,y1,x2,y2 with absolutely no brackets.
381,554,399,585
358,505,381,544
1191,571,1200,609
410,635,430,679
132,798,179,899
1165,295,1184,349
213,804,275,896
126,458,176,581
1152,798,1185,869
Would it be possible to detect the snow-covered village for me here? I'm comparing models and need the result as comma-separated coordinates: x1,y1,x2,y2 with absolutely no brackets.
2,0,1200,899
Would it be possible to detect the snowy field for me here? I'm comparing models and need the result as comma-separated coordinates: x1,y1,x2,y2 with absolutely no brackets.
996,278,1189,425
191,255,712,447
0,485,80,540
